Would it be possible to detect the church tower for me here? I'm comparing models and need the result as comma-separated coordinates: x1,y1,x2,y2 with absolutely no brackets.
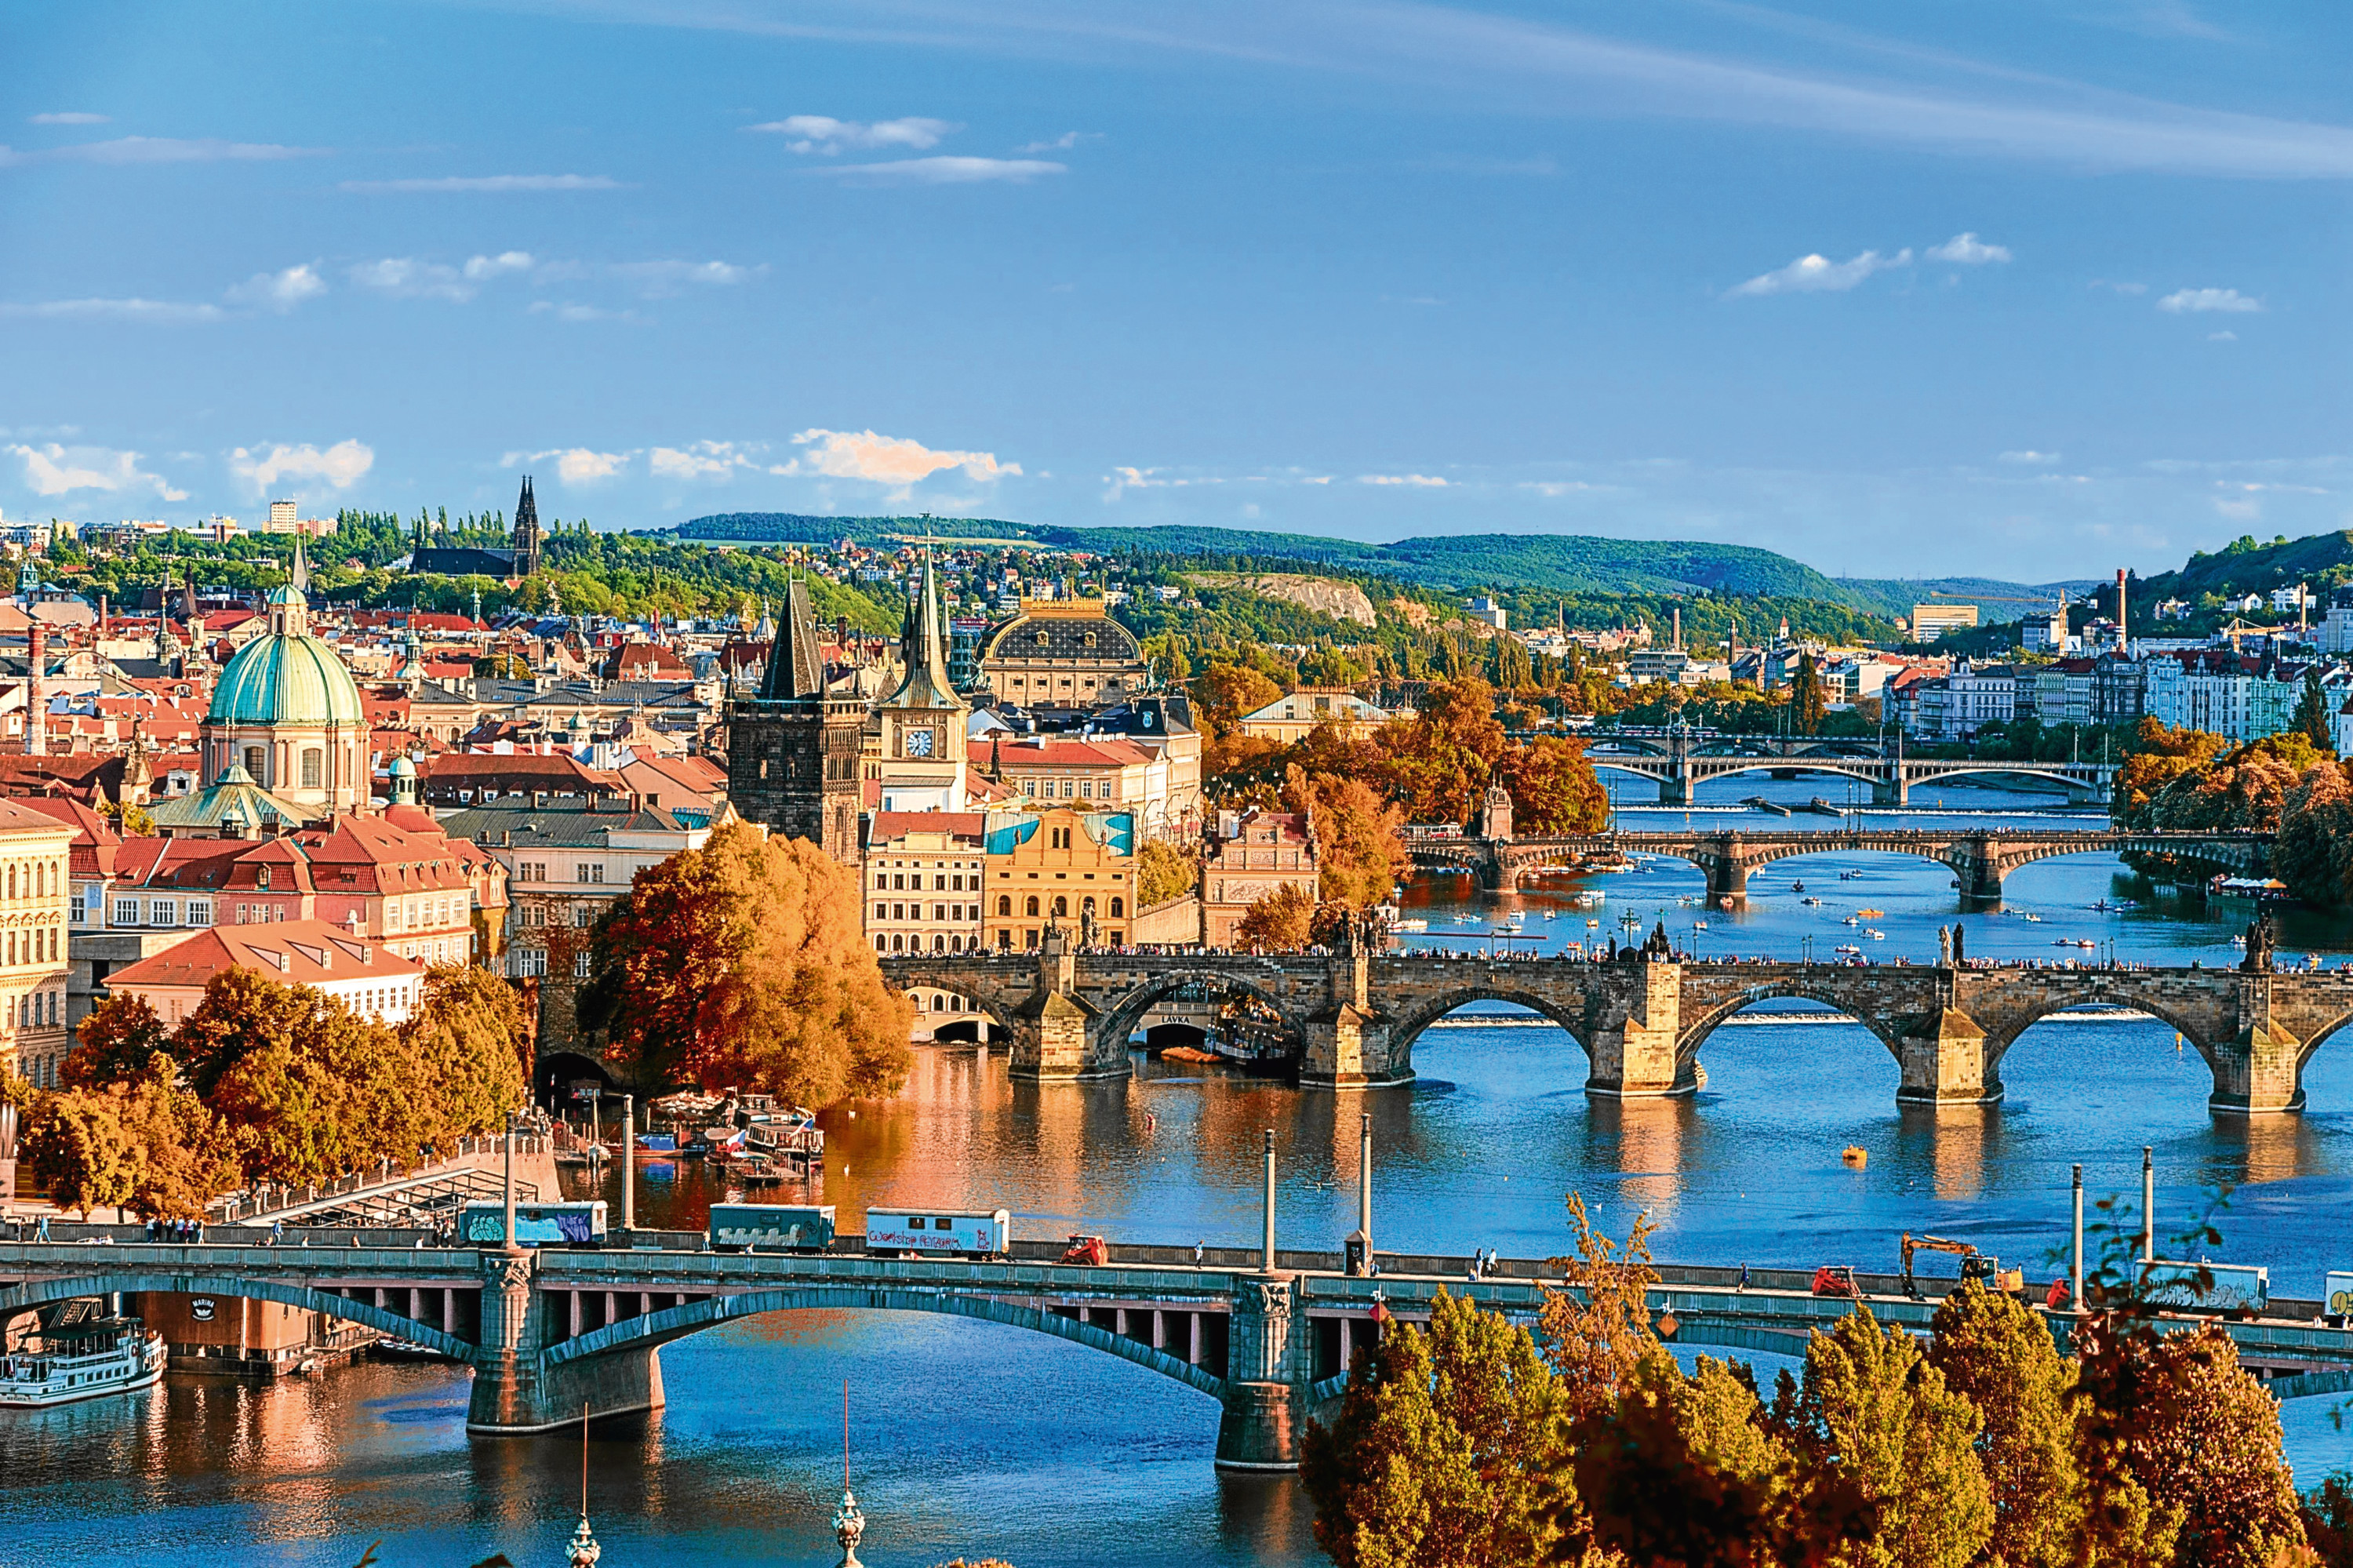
724,578,865,860
511,475,543,577
875,554,968,813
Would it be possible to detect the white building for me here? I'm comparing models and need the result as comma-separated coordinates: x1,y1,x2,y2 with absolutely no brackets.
101,919,426,1028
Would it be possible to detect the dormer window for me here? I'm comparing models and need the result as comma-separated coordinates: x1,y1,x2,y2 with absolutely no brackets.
256,867,271,890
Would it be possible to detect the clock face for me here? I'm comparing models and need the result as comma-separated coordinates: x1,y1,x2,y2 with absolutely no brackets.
904,728,934,757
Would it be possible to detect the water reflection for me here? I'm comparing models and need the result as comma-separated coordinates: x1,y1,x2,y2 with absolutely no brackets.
1895,1103,1995,1202
1582,1097,1689,1212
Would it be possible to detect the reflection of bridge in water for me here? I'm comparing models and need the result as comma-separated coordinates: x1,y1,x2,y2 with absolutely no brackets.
9,1237,2352,1468
1405,825,2273,900
882,940,2336,1113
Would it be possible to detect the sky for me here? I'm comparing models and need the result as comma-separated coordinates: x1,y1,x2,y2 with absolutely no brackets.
2,0,2349,583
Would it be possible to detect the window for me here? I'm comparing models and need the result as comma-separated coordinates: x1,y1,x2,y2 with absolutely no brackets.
1050,896,1067,917
300,749,322,789
875,872,886,889
932,904,945,922
512,948,548,977
1081,896,1096,915
997,895,1012,916
875,935,887,952
1110,897,1124,917
933,934,947,951
893,874,906,891
1051,828,1071,849
114,897,136,926
151,899,176,926
256,866,272,891
892,903,904,921
875,903,886,921
187,899,211,926
244,745,264,777
1024,896,1039,917
574,951,593,977
1080,781,1093,798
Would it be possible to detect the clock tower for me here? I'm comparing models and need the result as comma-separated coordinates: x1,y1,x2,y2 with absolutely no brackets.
876,554,969,813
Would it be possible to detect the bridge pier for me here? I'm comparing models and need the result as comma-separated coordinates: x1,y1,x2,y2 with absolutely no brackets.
1300,946,1413,1090
1214,1274,1304,1471
2208,1016,2308,1115
1895,1006,2002,1106
1873,774,1908,807
1657,777,1690,806
1587,962,1693,1099
464,1248,671,1435
1702,857,1747,905
1009,930,1131,1082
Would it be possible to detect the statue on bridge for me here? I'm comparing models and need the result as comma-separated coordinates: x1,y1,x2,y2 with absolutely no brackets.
2243,915,2275,973
1937,926,1951,967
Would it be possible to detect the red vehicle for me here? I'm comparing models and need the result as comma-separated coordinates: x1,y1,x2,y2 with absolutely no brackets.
1060,1234,1108,1267
1811,1265,1860,1299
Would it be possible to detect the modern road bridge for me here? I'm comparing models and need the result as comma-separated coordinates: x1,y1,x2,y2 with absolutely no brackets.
1578,730,2118,807
883,939,2339,1112
7,1238,2349,1468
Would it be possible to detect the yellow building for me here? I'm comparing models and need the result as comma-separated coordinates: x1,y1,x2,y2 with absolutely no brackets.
0,799,79,1088
1233,687,1403,744
976,598,1149,712
982,807,1136,951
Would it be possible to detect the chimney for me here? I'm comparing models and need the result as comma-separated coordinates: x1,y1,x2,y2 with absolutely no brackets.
2115,569,2129,653
24,621,43,757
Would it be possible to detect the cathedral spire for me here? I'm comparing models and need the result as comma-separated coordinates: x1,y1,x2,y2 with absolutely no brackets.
884,551,960,711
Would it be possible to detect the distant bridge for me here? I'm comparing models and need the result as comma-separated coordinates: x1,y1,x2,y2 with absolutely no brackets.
1577,731,2118,806
9,1238,2351,1469
1403,827,2273,901
884,939,2331,1113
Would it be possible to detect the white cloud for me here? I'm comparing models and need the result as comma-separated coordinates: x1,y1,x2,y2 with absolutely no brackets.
527,300,638,322
347,257,480,302
604,259,757,295
336,174,621,193
812,156,1066,184
650,442,758,482
1728,247,1911,297
1522,480,1602,495
1926,232,2012,264
504,446,636,485
7,442,185,500
226,263,327,311
2209,329,2238,341
744,115,955,154
1359,473,1449,487
786,428,1017,486
228,439,374,495
28,112,107,126
0,136,318,166
1014,131,1096,154
1998,449,2060,465
2159,286,2262,313
464,250,536,281
0,297,224,322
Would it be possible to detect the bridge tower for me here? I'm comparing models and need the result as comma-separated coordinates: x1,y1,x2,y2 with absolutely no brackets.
1659,726,1692,806
1300,923,1409,1088
1006,926,1129,1082
466,1246,667,1433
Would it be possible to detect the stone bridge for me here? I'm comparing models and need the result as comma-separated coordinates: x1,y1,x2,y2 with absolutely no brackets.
1578,731,2118,807
882,939,2350,1114
10,1239,2353,1468
1406,827,2273,901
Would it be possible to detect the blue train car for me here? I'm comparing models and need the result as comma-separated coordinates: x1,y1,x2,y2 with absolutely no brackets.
458,1201,608,1248
864,1209,1011,1257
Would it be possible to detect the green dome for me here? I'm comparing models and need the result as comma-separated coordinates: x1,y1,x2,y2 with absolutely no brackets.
206,623,366,728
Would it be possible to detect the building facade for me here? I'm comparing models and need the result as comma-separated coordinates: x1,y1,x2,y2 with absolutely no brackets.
0,800,75,1089
1201,809,1318,949
976,598,1150,712
981,808,1136,951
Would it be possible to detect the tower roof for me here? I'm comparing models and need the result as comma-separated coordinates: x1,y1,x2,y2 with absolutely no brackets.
884,554,963,713
757,578,827,700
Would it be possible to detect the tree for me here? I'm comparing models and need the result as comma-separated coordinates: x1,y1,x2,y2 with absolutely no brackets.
21,1086,141,1218
1490,737,1611,836
2297,666,2336,753
1926,1281,2083,1567
1133,839,1198,908
583,821,913,1104
120,1055,239,1220
1773,1308,1994,1568
1371,676,1508,824
1300,1288,1570,1568
1285,769,1409,912
62,992,172,1090
1234,883,1315,950
2275,761,2353,904
400,963,529,1149
1791,653,1826,734
1540,1192,1662,1424
2111,720,2228,824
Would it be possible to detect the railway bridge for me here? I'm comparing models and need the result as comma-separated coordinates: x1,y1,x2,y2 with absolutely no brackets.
1405,826,2273,902
9,1238,2353,1468
1580,731,2118,807
883,938,2348,1113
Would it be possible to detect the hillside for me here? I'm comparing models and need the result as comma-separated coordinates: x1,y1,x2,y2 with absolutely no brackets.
2138,531,2353,605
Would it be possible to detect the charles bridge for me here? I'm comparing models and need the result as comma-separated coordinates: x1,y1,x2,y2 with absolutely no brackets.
9,1232,2353,1468
882,935,2346,1115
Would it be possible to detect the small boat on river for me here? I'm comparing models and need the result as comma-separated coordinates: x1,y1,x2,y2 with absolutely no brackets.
0,1299,165,1409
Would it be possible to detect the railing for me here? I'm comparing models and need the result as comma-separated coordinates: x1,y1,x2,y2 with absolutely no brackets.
208,1134,551,1224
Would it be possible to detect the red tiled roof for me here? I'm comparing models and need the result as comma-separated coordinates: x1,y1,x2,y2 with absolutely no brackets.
105,919,424,991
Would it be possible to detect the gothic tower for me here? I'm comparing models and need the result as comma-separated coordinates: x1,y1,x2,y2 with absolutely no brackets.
874,553,968,812
511,475,543,577
724,578,865,860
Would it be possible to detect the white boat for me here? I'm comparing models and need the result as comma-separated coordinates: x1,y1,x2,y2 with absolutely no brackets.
1691,920,1708,930
0,1299,165,1408
1391,918,1427,933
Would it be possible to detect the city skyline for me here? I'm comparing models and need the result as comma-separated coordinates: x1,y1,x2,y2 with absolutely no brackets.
3,1,2348,580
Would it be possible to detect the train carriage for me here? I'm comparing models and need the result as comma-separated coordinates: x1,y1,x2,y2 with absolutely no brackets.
864,1208,1012,1257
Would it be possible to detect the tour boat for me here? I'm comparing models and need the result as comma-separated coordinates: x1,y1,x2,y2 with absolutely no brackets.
1865,929,1886,940
1692,920,1707,930
1391,918,1427,933
0,1299,165,1409
1835,944,1863,956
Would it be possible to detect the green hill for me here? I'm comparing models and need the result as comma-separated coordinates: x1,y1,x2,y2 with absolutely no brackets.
2138,531,2353,604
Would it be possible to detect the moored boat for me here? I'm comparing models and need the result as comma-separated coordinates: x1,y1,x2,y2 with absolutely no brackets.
0,1299,165,1409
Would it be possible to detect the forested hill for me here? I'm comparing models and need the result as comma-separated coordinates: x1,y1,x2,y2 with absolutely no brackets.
667,513,2064,614
2136,531,2353,605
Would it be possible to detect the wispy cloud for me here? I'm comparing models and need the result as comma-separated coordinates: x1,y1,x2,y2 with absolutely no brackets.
1014,130,1097,154
745,115,955,154
228,439,374,495
337,174,621,193
1998,449,2060,465
602,259,758,295
1359,473,1449,487
650,441,758,482
27,111,107,126
1926,231,2011,264
1727,247,1911,297
2158,286,2262,313
0,297,224,323
527,300,639,322
505,446,637,485
809,156,1067,184
464,250,536,281
0,136,319,166
784,427,1017,486
226,263,327,312
347,257,478,302
8,442,185,500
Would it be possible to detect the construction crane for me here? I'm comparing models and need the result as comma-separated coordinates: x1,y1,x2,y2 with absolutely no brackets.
1900,1232,2024,1298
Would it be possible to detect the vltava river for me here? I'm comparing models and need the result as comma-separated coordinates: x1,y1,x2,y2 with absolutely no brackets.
10,780,2353,1566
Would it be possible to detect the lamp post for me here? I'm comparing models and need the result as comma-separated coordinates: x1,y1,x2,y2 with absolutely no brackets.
620,1093,635,1235
1261,1129,1278,1273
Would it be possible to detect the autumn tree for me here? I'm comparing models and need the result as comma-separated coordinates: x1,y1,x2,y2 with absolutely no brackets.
1491,737,1610,836
2272,760,2353,906
22,1086,140,1218
1133,839,1199,908
1371,675,1509,824
1284,768,1409,912
62,991,173,1089
1234,883,1315,950
1540,1192,1662,1424
1300,1288,1570,1568
2111,720,2228,824
582,820,913,1105
400,962,530,1148
1772,1309,1994,1568
119,1055,239,1220
1926,1280,2084,1567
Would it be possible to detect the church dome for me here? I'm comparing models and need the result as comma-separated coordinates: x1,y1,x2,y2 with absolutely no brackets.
205,591,365,729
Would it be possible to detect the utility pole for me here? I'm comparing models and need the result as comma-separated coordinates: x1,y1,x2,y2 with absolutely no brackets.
2071,1163,2085,1311
2141,1146,2155,1264
621,1094,635,1234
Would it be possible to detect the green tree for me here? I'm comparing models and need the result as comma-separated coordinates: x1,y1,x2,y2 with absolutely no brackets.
1133,839,1199,908
1300,1288,1570,1568
1774,1308,1994,1568
1791,653,1826,734
400,963,529,1149
582,821,913,1104
1926,1280,2083,1567
2297,666,2336,753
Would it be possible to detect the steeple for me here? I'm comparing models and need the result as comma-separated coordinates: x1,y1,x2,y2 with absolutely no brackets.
512,476,543,577
884,551,960,712
758,578,827,700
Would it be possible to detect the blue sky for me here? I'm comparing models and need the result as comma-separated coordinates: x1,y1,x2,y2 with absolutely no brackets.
2,0,2348,581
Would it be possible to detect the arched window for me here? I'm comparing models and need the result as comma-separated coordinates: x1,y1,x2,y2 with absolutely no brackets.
1050,896,1067,918
1024,896,1039,917
892,933,905,951
875,936,886,953
1110,897,1124,917
997,895,1013,916
933,935,947,953
6,865,14,898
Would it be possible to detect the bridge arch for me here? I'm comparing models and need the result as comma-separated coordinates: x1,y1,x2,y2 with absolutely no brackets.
543,1284,1229,1401
1973,991,2225,1079
1385,988,1595,1060
1682,759,1884,791
1093,967,1307,1060
881,963,1024,1037
0,1271,476,1362
1674,986,1909,1075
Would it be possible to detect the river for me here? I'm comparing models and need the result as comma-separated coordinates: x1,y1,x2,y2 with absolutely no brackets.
9,778,2353,1566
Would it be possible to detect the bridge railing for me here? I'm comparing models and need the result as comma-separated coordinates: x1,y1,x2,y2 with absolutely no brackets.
206,1134,551,1224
